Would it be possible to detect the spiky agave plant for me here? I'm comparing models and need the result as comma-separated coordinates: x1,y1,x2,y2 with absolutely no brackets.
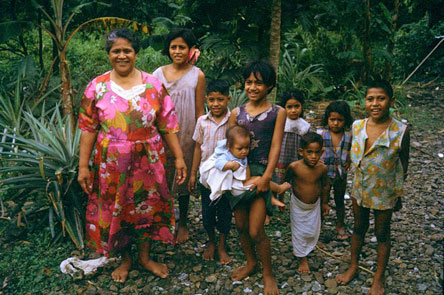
0,105,84,249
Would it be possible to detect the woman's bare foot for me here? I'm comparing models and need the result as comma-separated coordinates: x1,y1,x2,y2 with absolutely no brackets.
263,273,279,295
231,262,257,281
336,265,358,285
271,196,285,208
218,247,232,265
203,242,216,261
176,224,189,244
111,254,131,283
276,182,291,195
368,277,385,295
139,257,169,278
298,257,311,273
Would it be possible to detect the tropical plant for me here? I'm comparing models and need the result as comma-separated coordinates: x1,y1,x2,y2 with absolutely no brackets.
228,86,248,110
0,106,84,249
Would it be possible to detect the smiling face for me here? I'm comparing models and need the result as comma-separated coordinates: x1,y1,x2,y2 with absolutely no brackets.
108,38,137,76
244,72,272,103
229,136,250,160
285,98,303,120
299,142,323,168
327,111,346,133
169,37,190,65
365,87,394,123
207,92,230,118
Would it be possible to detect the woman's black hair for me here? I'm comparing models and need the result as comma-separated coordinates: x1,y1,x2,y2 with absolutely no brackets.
321,100,353,128
280,88,306,117
105,28,140,54
242,60,276,93
226,125,251,148
162,28,197,59
300,132,323,149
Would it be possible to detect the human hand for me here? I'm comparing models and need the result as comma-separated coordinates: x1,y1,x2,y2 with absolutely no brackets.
175,158,187,185
344,161,351,172
252,176,270,193
188,174,196,193
394,198,402,212
78,167,92,194
322,203,331,216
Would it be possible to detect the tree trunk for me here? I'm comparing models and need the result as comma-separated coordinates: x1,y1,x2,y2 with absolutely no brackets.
386,0,399,80
59,50,74,126
362,0,372,82
269,0,281,103
38,11,44,71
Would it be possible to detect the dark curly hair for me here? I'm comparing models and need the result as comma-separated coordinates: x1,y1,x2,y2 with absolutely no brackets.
105,28,140,54
321,100,353,128
162,28,197,59
300,132,324,149
242,60,276,93
365,79,393,99
280,88,306,117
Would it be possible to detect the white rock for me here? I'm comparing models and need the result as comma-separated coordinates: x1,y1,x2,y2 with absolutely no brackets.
370,236,377,243
438,153,443,158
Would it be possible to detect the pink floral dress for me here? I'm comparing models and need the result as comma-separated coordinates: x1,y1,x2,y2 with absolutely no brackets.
78,71,178,257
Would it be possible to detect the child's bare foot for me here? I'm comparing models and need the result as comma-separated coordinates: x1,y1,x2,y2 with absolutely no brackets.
263,274,279,295
176,224,189,244
111,255,131,283
336,265,358,285
264,214,271,226
231,262,257,281
336,226,349,240
298,257,311,273
203,243,216,261
276,182,291,195
218,247,232,265
271,196,285,208
368,278,385,295
139,258,169,278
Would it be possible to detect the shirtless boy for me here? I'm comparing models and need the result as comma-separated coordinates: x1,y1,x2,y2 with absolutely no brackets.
286,132,330,273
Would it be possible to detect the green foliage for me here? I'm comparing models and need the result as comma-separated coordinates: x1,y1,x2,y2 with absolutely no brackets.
0,106,84,249
228,86,248,109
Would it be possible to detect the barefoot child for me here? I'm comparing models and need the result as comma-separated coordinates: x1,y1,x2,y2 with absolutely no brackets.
286,132,330,273
228,60,286,295
317,101,353,240
336,80,410,295
199,125,289,207
274,89,311,214
153,28,206,243
188,80,232,264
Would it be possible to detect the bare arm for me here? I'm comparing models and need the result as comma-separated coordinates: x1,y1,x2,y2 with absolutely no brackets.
195,70,206,119
255,107,286,193
320,165,330,216
400,127,410,179
162,133,186,185
228,108,238,127
78,131,97,194
188,142,202,193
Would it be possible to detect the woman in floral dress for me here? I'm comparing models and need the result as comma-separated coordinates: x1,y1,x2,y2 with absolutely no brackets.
78,28,186,282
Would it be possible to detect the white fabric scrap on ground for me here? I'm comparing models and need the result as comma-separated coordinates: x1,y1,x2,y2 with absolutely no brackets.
60,256,118,277
290,192,321,257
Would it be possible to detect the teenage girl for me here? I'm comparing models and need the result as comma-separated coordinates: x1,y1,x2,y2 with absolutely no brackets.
228,60,286,295
153,29,206,244
317,101,353,240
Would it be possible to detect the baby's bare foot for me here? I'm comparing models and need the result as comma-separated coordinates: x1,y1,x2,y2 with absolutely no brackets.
298,257,311,273
139,259,169,278
218,247,232,265
111,255,131,283
263,274,279,295
336,265,358,285
176,224,189,244
231,262,257,281
271,196,285,208
203,243,216,261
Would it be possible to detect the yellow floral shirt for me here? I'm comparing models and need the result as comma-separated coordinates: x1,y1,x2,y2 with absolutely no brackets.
351,118,407,209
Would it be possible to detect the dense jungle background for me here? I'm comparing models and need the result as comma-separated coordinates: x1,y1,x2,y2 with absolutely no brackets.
0,0,442,294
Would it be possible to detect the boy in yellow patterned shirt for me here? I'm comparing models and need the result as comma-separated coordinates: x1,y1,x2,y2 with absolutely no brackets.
336,80,410,295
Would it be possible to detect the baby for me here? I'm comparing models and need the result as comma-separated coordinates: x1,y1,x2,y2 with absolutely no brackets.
200,125,289,206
